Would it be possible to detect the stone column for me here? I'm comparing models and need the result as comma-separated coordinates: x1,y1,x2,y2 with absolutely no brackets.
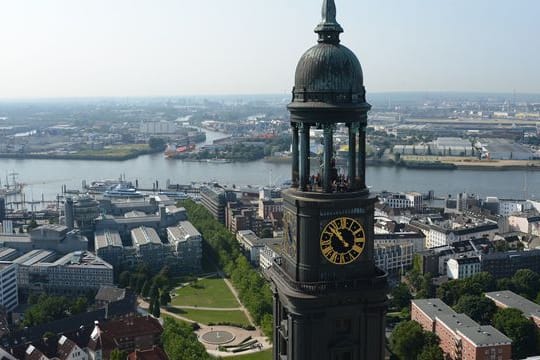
348,123,357,190
358,125,366,190
299,124,310,191
323,124,333,192
291,123,299,188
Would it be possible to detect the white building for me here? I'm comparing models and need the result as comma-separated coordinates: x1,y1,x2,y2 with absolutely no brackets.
508,215,540,236
139,120,178,134
380,192,423,211
15,251,113,295
0,262,17,311
167,221,203,271
374,242,414,273
374,232,425,253
499,199,533,216
260,244,280,270
237,230,265,265
447,257,481,280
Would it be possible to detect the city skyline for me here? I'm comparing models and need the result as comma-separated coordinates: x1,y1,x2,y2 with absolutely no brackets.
1,0,540,99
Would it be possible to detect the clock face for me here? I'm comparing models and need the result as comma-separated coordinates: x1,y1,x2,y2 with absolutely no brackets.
320,217,366,265
282,210,297,258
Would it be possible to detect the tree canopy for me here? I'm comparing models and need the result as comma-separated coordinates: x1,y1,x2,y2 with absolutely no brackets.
492,308,537,359
453,295,497,325
390,321,440,360
162,318,211,360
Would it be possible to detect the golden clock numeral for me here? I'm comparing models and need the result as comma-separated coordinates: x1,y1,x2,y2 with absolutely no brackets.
353,229,364,237
353,245,363,253
322,246,334,257
340,218,346,229
321,239,331,246
330,252,339,263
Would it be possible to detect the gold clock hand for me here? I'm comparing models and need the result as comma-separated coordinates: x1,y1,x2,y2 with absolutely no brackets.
330,227,349,248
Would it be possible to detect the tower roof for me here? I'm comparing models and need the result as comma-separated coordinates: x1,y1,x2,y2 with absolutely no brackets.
290,0,369,113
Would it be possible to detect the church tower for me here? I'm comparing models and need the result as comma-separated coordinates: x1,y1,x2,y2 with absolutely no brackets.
266,1,388,359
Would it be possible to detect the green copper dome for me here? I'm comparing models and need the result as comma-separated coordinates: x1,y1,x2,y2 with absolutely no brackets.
291,0,366,106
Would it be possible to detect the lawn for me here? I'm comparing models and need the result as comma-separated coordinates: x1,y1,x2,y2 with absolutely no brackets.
228,350,272,360
172,277,239,308
167,307,250,327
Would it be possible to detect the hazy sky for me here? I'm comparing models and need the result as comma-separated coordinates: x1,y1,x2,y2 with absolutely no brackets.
1,0,539,98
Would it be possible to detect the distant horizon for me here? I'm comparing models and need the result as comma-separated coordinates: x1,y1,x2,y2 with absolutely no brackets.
1,90,539,103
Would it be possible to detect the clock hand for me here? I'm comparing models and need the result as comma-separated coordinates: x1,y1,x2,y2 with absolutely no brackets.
330,227,349,248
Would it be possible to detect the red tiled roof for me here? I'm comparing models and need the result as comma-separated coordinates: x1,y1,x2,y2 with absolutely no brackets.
127,346,168,360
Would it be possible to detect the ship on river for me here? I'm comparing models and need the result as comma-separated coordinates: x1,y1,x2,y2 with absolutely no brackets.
164,143,197,159
0,172,24,196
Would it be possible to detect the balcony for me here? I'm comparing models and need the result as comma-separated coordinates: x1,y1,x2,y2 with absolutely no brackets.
268,259,387,295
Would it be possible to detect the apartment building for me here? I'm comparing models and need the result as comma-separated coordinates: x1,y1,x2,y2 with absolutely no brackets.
412,298,512,360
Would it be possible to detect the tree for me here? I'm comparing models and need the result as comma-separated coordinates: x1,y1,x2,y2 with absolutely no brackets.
28,219,39,230
109,349,128,360
454,295,497,325
141,280,151,298
512,269,540,300
118,271,130,288
417,345,444,360
70,297,88,315
148,137,166,150
160,290,171,306
149,283,159,299
162,318,212,360
493,308,537,359
150,297,161,318
390,283,412,311
390,321,428,360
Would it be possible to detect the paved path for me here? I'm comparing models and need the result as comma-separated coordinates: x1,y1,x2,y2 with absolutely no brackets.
174,305,243,311
218,270,257,327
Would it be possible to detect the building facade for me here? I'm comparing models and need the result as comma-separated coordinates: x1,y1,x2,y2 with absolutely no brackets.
447,257,481,280
412,299,512,360
0,262,17,311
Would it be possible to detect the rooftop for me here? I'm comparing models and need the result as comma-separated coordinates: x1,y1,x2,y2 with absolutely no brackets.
412,298,454,320
50,251,113,269
95,285,126,303
458,325,512,347
132,226,162,246
414,298,512,347
13,249,56,266
167,221,201,243
485,290,540,319
94,229,122,249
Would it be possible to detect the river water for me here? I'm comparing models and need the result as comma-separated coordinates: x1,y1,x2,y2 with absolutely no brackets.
1,128,538,203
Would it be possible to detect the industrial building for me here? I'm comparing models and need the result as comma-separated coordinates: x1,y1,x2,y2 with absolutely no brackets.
0,225,88,254
483,139,534,160
94,229,123,267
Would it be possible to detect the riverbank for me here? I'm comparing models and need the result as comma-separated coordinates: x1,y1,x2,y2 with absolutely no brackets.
0,145,162,161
